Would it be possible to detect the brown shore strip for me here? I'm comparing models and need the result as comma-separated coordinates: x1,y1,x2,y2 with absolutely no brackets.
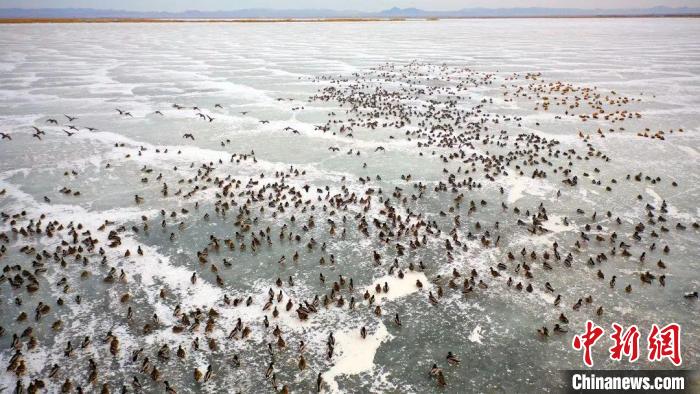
0,17,402,24
0,15,698,24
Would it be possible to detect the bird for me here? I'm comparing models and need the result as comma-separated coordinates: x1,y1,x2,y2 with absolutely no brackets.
165,381,177,394
316,373,323,392
0,132,11,140
446,351,460,365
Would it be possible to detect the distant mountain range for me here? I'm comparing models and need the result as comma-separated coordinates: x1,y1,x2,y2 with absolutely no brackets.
1,6,699,19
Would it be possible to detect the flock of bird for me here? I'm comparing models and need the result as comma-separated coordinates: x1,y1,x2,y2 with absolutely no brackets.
0,61,697,393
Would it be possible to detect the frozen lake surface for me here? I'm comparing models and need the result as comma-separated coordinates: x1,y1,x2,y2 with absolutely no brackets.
0,19,699,393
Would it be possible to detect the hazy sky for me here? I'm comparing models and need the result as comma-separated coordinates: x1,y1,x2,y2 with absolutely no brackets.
1,0,699,11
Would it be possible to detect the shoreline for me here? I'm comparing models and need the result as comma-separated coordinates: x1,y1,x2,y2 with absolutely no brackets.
0,15,699,23
0,18,400,24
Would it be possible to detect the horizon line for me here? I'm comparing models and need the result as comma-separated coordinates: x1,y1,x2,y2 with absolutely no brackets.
1,15,700,24
3,5,700,22
1,5,699,13
2,5,700,10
